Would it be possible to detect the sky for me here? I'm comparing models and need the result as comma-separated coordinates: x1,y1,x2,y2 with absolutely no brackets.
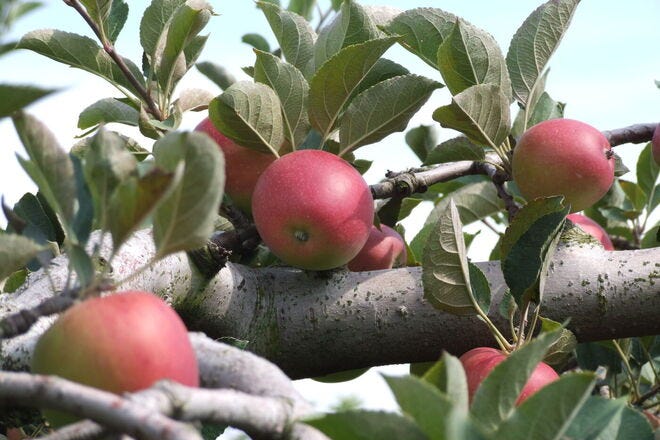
0,0,659,429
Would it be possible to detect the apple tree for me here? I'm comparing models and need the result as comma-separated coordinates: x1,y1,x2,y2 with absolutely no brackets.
0,0,658,439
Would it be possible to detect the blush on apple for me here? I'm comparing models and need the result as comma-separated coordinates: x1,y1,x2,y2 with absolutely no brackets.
251,150,374,271
31,291,199,426
348,224,406,271
512,119,615,213
195,117,275,213
459,347,559,405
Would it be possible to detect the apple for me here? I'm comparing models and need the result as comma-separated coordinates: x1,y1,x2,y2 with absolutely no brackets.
31,291,199,426
512,118,615,213
459,347,559,405
195,117,275,213
566,213,614,250
348,224,406,271
652,123,660,166
251,149,374,271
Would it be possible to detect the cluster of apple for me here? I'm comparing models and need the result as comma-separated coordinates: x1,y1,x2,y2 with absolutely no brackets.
195,117,407,272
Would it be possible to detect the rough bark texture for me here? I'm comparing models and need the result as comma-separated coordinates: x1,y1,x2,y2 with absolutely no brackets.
1,229,659,380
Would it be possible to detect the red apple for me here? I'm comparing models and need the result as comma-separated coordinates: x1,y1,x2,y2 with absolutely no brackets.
459,347,559,405
195,117,275,213
251,150,374,270
567,213,614,250
348,224,406,271
652,123,660,166
31,291,199,426
512,118,615,213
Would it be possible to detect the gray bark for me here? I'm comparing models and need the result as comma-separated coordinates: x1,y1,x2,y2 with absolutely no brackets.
1,229,659,379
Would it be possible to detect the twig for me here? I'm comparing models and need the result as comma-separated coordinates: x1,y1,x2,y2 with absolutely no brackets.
0,291,76,340
62,0,164,120
480,162,520,221
633,384,659,407
603,123,657,147
0,373,201,440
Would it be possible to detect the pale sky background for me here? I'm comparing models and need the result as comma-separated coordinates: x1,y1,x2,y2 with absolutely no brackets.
0,0,659,430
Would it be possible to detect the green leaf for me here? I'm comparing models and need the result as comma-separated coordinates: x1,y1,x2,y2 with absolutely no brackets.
308,36,397,139
437,19,512,101
471,330,562,431
539,317,577,369
208,81,284,155
12,112,77,229
257,1,316,72
564,396,655,440
641,222,659,249
506,0,580,106
287,0,315,20
305,410,427,440
422,351,470,413
425,136,485,165
195,61,236,90
422,199,481,315
11,193,60,243
352,58,410,98
0,234,45,280
83,128,138,231
78,98,139,130
68,243,95,288
108,166,180,249
432,84,511,148
242,33,271,52
636,142,660,205
382,7,456,70
339,74,440,156
494,372,596,440
79,0,113,34
17,29,144,97
0,41,18,57
425,180,505,227
157,0,213,94
468,262,491,315
406,124,439,163
71,155,94,245
619,180,647,212
140,0,186,63
312,0,381,72
384,374,456,439
512,91,565,136
173,88,214,112
254,49,310,148
3,269,28,293
500,196,568,306
152,131,225,258
0,84,57,118
106,0,128,43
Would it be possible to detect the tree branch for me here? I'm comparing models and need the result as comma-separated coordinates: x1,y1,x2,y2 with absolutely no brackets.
2,230,658,380
603,122,657,147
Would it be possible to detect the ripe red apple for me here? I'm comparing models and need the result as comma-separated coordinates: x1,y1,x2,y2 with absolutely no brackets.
31,291,199,426
251,149,374,270
459,347,559,405
195,117,275,213
567,213,614,250
348,224,407,271
512,118,615,213
652,123,660,166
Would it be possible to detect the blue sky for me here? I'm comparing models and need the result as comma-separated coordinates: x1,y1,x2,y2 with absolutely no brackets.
0,0,659,417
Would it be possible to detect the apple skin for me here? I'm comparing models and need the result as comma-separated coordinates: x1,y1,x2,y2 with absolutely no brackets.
459,347,559,405
652,124,660,166
347,224,406,271
512,118,615,213
31,291,199,426
251,149,374,271
567,213,614,250
195,117,275,213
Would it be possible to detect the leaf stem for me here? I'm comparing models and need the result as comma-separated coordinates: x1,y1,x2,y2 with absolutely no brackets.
515,300,531,350
62,0,164,121
612,339,642,402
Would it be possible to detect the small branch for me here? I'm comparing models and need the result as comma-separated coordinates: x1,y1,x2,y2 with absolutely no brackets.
0,291,76,340
633,384,659,407
0,373,201,440
603,122,657,147
480,162,520,220
63,0,164,120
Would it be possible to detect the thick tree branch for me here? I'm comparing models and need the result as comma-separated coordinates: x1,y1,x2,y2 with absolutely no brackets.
2,230,658,380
